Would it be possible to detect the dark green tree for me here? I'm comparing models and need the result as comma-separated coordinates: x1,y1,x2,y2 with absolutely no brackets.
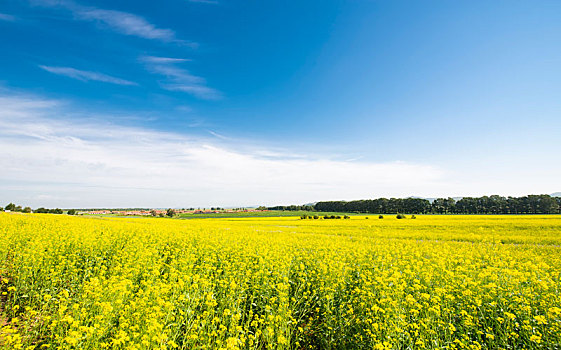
5,203,17,211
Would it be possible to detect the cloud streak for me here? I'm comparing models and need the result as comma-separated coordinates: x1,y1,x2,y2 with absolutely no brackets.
75,8,175,41
0,13,16,21
33,0,191,45
141,56,221,100
0,92,445,208
39,65,137,85
187,0,219,4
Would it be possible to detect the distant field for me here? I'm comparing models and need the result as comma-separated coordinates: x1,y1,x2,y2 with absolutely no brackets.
1,213,560,349
82,211,361,219
177,211,357,219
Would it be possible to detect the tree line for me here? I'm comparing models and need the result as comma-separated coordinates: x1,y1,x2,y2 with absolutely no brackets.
312,195,561,214
267,205,315,211
2,203,75,215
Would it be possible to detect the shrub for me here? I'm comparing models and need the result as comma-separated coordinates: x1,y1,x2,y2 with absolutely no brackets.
396,214,406,219
411,215,417,219
379,215,384,219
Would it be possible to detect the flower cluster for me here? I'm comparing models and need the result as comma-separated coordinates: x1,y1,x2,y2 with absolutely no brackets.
0,213,560,349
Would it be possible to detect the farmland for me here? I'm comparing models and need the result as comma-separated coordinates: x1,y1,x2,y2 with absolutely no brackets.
1,213,560,349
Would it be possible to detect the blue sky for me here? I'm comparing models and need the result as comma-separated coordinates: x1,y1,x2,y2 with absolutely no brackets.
1,0,560,207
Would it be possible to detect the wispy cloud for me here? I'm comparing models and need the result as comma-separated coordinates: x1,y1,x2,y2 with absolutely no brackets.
163,84,220,99
142,56,191,64
141,56,221,100
188,0,219,4
0,92,446,208
0,13,16,21
32,0,192,45
39,65,137,85
74,8,176,42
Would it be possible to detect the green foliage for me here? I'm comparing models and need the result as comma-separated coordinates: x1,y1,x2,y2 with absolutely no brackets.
34,207,63,214
314,194,561,215
5,203,17,211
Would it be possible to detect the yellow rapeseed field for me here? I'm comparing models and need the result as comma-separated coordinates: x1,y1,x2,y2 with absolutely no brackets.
0,213,560,349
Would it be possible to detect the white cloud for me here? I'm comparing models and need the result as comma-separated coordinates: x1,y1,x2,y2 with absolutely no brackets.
0,93,446,208
188,0,219,4
162,84,220,99
75,8,175,41
141,56,221,100
0,13,16,21
32,0,191,45
39,65,137,85
142,56,191,64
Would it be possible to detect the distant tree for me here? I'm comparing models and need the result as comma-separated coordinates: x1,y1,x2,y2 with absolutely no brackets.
23,207,32,213
5,203,16,211
166,208,176,217
67,209,77,215
150,210,157,217
536,195,559,214
159,213,165,217
53,208,63,214
278,194,560,215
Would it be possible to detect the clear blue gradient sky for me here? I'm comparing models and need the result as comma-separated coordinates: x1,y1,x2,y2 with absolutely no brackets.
1,0,560,207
